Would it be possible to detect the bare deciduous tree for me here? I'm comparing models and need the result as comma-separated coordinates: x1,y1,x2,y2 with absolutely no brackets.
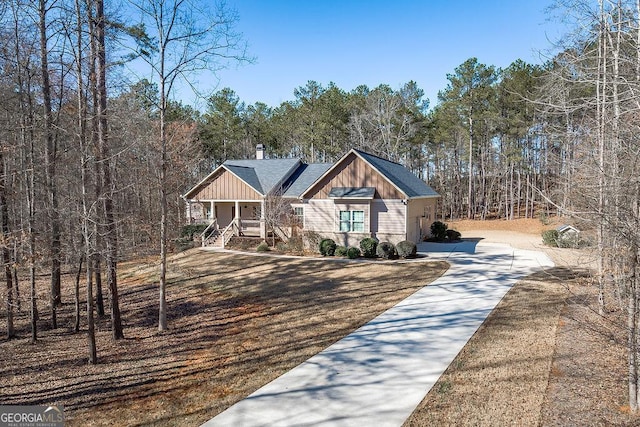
129,0,249,332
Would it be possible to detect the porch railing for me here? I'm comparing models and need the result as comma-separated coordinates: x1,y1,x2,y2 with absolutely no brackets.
240,219,261,235
272,225,291,242
200,219,219,247
220,220,240,248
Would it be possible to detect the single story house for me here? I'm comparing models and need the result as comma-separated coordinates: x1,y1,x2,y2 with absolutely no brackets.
182,145,440,248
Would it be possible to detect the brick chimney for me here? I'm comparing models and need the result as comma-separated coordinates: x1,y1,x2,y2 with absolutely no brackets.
256,144,265,160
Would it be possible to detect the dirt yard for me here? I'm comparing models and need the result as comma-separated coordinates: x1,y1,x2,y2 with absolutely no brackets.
1,217,637,426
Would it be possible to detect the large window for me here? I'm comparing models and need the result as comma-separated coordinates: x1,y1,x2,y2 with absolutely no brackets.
339,210,364,232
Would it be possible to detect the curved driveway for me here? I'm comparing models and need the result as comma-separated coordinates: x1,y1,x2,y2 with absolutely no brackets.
202,240,554,427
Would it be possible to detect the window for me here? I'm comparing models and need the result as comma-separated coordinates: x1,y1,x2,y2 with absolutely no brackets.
339,210,364,232
293,207,304,224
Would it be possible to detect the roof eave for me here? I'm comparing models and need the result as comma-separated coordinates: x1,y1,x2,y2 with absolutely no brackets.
182,164,226,199
406,194,441,200
183,164,265,199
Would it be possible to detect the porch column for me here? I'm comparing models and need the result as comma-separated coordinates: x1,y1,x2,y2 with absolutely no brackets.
260,199,266,239
234,200,241,236
186,200,192,224
211,201,216,226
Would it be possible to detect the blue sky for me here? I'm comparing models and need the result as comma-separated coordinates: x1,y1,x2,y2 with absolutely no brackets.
189,1,567,111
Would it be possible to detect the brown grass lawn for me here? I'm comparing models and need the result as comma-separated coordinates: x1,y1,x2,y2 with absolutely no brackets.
0,250,447,426
405,218,637,426
2,218,639,426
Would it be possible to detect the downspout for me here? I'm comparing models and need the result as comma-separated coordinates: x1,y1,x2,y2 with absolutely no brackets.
404,198,409,242
260,198,266,239
368,200,372,237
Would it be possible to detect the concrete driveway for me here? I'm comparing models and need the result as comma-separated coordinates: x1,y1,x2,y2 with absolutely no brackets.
202,239,554,427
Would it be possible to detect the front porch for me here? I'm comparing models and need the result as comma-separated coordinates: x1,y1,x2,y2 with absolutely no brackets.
185,200,267,246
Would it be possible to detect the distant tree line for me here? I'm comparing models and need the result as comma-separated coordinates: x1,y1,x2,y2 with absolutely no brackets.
196,63,555,221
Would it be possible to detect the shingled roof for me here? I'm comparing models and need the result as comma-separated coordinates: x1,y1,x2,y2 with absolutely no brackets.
353,150,439,198
183,149,439,201
223,158,302,195
282,163,332,198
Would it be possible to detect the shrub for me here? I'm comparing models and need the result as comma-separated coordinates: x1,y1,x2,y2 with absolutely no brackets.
275,241,288,252
542,229,559,247
256,241,270,252
181,224,208,239
360,237,378,258
376,241,397,259
335,245,348,256
396,240,417,259
347,247,361,259
430,221,448,241
319,238,337,256
446,229,462,241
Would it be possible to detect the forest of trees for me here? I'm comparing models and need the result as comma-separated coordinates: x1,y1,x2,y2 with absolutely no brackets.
2,0,640,413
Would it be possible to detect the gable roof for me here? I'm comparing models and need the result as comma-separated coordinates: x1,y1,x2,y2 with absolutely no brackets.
183,158,301,199
300,149,439,199
354,150,439,198
224,164,263,193
183,149,440,201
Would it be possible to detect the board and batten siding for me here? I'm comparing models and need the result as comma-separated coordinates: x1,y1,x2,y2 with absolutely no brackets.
305,153,404,200
191,169,261,201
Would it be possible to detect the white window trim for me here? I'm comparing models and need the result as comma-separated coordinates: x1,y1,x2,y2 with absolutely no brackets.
293,206,304,227
338,209,365,233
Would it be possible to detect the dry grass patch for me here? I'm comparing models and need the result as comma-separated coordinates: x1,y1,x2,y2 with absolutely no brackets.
403,268,571,426
0,249,447,426
539,279,633,426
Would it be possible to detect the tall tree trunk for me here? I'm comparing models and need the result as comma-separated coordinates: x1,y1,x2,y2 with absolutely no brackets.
95,0,123,339
12,1,38,341
597,0,607,316
93,256,105,316
13,243,20,312
1,149,14,339
467,116,474,219
158,74,168,332
631,244,640,411
74,255,83,333
39,0,61,330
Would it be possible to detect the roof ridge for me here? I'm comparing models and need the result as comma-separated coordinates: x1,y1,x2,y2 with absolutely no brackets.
224,164,254,169
352,148,400,166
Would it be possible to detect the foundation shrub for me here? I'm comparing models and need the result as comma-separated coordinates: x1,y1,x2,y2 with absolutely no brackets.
335,246,348,256
376,241,397,260
319,238,337,256
256,241,270,252
396,240,417,259
360,237,378,258
347,247,361,259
